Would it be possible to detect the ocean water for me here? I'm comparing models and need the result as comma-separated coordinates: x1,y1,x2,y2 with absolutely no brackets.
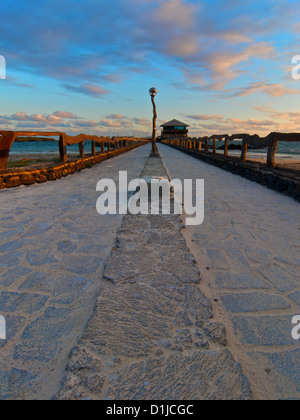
9,139,300,159
10,140,95,156
214,140,300,160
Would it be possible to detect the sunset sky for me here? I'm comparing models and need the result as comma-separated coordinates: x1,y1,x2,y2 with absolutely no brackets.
0,0,300,137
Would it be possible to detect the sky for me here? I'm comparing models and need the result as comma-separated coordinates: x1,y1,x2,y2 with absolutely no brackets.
0,0,300,137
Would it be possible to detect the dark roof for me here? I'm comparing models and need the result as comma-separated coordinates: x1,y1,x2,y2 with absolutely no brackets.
160,119,190,128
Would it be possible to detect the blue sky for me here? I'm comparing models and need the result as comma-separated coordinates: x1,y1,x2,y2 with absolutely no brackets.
0,0,300,137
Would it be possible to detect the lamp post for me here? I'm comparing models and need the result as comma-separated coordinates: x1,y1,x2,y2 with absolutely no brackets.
149,87,158,154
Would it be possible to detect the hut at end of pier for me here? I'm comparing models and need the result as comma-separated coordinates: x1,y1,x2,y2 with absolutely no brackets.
160,119,189,140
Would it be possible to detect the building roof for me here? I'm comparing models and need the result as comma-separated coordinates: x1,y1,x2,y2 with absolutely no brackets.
160,119,190,128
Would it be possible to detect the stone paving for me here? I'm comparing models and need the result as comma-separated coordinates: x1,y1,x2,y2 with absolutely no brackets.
55,154,251,400
0,142,299,400
159,144,300,400
0,145,149,399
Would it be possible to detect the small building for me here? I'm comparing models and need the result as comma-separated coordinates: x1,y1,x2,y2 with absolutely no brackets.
160,119,189,139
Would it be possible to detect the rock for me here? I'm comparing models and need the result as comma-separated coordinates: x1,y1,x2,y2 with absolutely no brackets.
6,176,21,188
203,321,227,346
20,173,35,185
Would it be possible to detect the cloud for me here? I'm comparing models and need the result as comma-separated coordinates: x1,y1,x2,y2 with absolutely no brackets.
11,112,28,121
186,114,224,121
253,105,300,123
156,0,196,28
181,111,300,136
208,42,274,89
293,21,300,33
220,31,252,45
0,110,152,133
105,114,125,120
232,83,299,97
132,117,152,127
62,83,110,97
100,118,133,128
1,0,300,107
53,111,77,119
72,120,98,127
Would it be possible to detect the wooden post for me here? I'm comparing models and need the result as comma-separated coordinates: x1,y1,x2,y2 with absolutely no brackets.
59,135,67,163
91,141,96,156
108,140,111,152
205,139,209,152
102,141,105,154
79,141,85,158
213,138,217,154
267,138,278,168
199,142,202,151
224,138,229,157
0,132,16,171
241,139,248,162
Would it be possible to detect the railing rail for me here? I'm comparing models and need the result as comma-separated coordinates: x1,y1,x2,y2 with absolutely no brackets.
0,130,145,171
162,132,300,168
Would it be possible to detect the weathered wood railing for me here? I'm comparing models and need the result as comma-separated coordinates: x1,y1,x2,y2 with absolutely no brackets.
0,131,145,171
162,132,300,168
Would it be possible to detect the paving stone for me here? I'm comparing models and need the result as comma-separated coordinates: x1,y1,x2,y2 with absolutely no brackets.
224,250,251,270
0,239,25,253
230,316,297,346
0,291,48,314
0,252,22,268
205,249,230,270
0,228,24,240
248,350,300,398
59,255,103,275
288,290,300,305
0,314,26,349
245,248,272,265
215,272,271,290
14,307,74,363
27,248,58,266
0,368,36,400
259,265,300,293
57,240,77,254
221,292,290,313
0,267,32,287
18,273,90,305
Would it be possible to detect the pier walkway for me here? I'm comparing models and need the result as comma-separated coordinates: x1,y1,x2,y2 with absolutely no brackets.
159,144,299,400
0,143,299,400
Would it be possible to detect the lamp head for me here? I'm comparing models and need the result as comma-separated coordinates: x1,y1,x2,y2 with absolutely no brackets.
149,87,158,97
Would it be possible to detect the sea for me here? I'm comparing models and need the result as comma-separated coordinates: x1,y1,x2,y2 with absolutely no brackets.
10,140,95,156
9,139,300,160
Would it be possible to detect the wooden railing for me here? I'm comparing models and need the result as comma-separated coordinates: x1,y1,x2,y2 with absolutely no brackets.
0,131,146,171
162,132,300,168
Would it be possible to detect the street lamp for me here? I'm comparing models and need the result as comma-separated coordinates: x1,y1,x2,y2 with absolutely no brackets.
149,87,158,154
